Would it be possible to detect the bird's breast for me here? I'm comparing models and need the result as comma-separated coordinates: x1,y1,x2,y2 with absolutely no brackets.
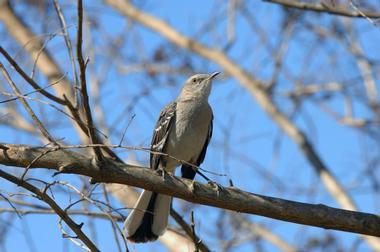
165,101,212,166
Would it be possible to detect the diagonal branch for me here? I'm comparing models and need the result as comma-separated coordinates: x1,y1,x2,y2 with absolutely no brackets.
0,169,100,252
0,46,66,105
0,143,379,238
170,209,211,252
0,62,56,144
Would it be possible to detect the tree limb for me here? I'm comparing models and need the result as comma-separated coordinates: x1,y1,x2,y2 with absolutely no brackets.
0,143,379,238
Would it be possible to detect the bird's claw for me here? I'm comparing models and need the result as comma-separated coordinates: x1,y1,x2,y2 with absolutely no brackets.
207,181,224,196
157,168,168,181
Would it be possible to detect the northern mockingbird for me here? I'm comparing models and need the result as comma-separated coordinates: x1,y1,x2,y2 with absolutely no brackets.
123,72,220,243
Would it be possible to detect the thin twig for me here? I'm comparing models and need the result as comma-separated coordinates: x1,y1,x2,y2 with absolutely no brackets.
118,114,135,146
0,77,64,104
0,46,66,105
0,193,21,218
0,208,124,221
76,0,104,163
190,211,200,252
101,185,124,252
52,0,79,107
0,62,57,144
170,209,211,252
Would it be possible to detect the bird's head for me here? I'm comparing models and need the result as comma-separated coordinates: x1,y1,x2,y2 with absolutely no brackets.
179,72,220,101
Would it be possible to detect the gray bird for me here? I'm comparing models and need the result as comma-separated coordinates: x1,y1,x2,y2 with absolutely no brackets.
123,72,220,243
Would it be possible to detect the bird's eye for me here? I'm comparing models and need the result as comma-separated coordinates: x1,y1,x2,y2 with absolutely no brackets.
192,78,197,83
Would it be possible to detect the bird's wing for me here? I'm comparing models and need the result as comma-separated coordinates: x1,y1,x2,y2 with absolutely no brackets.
196,113,213,165
181,113,213,179
150,102,177,170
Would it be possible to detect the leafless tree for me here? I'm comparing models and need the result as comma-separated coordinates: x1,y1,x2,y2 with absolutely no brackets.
0,0,380,251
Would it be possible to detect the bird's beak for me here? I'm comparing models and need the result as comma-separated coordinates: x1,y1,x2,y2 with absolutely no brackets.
208,72,220,80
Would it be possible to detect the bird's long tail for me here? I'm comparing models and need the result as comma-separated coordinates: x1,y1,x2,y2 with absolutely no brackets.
123,190,171,243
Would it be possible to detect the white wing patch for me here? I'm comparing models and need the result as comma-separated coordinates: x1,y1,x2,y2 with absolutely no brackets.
154,112,175,132
150,102,177,170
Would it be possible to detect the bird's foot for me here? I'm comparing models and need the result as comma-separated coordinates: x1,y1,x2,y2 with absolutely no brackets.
157,168,169,181
207,180,224,196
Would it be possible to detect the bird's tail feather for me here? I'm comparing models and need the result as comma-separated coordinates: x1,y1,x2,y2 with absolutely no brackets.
123,190,171,243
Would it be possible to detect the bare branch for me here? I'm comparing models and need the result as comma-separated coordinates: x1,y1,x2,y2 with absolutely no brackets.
170,209,211,252
0,208,122,219
101,185,124,252
0,143,379,238
0,46,66,105
0,62,56,144
52,0,79,106
76,0,103,162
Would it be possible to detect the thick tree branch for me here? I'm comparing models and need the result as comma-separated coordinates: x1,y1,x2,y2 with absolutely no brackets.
0,143,379,238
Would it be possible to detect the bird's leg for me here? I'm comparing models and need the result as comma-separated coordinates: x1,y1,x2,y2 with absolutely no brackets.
195,169,211,182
